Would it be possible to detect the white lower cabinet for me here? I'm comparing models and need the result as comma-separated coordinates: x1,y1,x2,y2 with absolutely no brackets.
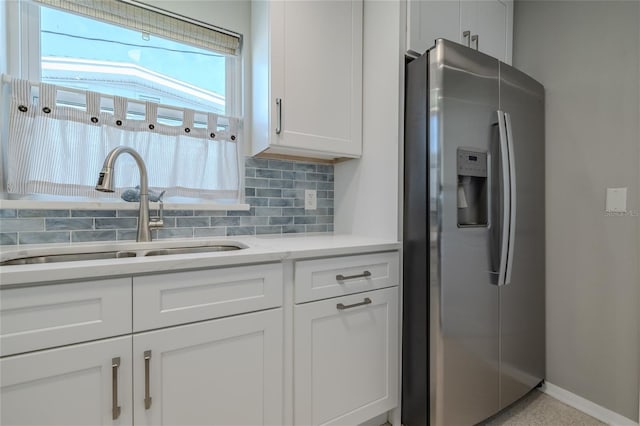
0,336,133,426
0,250,401,426
294,287,399,426
133,308,284,426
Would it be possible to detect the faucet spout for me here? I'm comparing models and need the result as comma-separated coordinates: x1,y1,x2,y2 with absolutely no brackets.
96,146,153,242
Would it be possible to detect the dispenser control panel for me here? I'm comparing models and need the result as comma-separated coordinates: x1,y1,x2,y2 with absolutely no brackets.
457,149,487,177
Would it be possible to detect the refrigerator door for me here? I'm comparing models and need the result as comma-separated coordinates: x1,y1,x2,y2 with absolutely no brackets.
430,39,501,426
402,51,430,426
498,63,546,409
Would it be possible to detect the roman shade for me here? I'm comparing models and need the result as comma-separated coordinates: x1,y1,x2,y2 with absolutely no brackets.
33,0,241,56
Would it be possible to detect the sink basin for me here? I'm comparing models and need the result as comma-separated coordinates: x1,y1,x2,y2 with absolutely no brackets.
0,242,247,266
1,251,137,265
143,245,243,256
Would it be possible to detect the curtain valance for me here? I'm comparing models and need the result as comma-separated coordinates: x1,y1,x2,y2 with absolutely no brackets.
4,76,242,202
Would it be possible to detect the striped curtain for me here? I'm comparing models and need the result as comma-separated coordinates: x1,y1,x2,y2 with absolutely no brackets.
5,77,242,203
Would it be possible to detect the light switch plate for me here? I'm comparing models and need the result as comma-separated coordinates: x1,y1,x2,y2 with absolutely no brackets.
605,187,627,213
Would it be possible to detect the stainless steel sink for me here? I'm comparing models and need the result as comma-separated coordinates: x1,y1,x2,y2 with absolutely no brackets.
0,242,247,265
143,245,243,256
1,251,137,265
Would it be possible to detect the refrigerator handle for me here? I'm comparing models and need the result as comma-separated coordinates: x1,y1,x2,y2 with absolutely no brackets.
504,112,517,285
496,110,510,286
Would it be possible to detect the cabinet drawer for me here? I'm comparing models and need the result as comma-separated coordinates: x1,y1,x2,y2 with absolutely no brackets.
133,263,283,332
294,251,399,303
0,278,132,356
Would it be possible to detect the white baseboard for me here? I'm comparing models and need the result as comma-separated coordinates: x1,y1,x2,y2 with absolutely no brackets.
542,382,638,426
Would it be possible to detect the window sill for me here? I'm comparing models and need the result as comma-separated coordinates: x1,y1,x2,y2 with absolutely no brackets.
0,194,250,212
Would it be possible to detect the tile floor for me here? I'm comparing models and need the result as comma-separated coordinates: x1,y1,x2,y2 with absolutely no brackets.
479,390,605,425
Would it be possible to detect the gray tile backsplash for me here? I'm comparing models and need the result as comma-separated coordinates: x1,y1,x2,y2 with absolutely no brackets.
0,158,334,245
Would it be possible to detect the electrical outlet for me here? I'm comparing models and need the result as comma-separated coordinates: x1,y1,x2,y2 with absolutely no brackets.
305,189,317,210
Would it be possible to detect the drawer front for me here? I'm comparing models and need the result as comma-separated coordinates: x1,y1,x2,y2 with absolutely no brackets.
133,263,283,332
294,251,399,303
0,278,132,356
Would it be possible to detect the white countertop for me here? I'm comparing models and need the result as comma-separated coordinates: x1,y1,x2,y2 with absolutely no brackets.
0,234,401,287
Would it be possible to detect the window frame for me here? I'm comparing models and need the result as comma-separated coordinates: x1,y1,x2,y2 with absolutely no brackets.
1,0,248,211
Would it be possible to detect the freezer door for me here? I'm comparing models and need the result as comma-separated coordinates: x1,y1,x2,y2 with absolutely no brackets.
430,39,501,426
401,51,429,426
498,63,546,409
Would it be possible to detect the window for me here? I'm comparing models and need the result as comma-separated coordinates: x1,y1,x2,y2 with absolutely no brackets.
41,7,229,115
16,0,241,117
2,0,245,206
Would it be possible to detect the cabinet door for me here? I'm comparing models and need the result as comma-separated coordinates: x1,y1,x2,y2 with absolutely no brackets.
270,0,363,157
461,0,512,63
475,0,511,63
294,287,399,426
407,0,462,56
133,309,283,426
0,336,132,426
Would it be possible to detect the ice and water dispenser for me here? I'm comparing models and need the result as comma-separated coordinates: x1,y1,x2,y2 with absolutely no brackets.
457,149,488,227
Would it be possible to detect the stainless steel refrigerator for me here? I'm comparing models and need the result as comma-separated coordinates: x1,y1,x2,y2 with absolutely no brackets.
402,39,545,426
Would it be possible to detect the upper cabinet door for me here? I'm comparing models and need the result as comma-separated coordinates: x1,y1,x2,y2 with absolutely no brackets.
407,0,461,56
252,0,363,159
407,0,513,64
475,0,512,64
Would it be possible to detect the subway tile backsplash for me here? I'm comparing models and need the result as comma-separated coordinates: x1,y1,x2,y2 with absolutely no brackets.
0,157,334,246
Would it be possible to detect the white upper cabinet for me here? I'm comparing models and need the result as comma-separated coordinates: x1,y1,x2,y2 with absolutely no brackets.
407,1,461,56
407,0,513,64
252,0,363,159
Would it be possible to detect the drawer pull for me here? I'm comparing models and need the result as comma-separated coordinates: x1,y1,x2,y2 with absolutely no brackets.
336,271,372,281
337,297,372,310
112,357,121,420
144,350,152,410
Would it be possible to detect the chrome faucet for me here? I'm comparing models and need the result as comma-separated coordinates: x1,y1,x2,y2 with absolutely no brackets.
95,147,163,242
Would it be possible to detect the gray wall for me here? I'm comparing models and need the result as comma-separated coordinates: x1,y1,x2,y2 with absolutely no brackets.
513,1,639,421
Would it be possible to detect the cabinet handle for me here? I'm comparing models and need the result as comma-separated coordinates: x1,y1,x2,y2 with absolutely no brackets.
337,297,372,310
336,270,372,281
472,34,479,50
275,98,282,134
463,30,471,47
144,350,152,410
112,357,122,420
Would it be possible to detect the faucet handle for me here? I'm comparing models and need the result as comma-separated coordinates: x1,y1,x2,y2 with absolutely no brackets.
150,200,164,228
